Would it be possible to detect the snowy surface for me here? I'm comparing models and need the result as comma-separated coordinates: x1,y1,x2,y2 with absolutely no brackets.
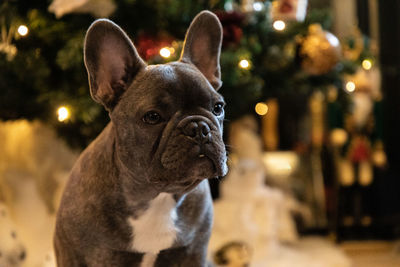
208,160,351,267
0,120,76,267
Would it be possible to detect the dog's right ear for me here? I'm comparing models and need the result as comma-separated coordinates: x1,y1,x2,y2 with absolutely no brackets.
84,19,146,111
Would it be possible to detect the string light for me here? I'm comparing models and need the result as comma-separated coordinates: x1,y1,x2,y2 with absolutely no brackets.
160,47,175,58
273,20,286,31
253,2,263,11
17,25,29,36
362,59,372,70
255,102,268,115
57,106,70,122
345,81,356,93
239,59,250,69
159,47,171,58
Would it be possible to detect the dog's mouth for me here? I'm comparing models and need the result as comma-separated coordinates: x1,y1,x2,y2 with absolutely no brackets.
199,151,226,177
189,144,226,177
158,125,227,187
151,140,228,193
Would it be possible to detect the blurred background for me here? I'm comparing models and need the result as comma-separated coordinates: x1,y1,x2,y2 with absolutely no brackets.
1,0,400,266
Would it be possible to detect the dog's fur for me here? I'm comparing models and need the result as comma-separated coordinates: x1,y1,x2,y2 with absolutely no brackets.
54,11,227,267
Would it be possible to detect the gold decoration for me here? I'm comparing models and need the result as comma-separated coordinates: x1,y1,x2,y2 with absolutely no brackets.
361,216,372,226
342,216,354,227
343,28,364,61
330,128,348,147
327,85,338,102
0,21,17,60
339,159,354,186
309,91,324,147
261,98,279,150
359,161,373,186
372,141,387,167
299,24,341,75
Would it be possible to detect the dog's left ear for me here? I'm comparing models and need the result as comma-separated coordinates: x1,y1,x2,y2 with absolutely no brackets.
180,11,223,90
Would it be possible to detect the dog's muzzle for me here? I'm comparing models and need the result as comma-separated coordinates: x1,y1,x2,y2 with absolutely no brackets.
180,117,212,145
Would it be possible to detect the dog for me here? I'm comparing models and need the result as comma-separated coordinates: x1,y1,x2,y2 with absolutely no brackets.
54,10,227,267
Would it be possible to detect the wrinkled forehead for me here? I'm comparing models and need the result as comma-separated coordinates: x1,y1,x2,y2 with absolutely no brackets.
125,62,222,111
146,62,216,97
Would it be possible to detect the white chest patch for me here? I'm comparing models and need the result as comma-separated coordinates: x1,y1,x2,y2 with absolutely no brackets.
128,193,179,254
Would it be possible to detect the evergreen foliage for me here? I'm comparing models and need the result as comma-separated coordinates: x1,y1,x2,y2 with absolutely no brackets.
0,0,369,147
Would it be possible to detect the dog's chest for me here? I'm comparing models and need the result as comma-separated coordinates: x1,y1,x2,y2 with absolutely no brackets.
128,193,179,254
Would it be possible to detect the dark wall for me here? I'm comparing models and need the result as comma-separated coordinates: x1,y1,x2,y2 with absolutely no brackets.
377,0,400,236
356,0,370,35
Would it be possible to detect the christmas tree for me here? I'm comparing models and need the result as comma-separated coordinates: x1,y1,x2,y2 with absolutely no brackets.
1,0,373,148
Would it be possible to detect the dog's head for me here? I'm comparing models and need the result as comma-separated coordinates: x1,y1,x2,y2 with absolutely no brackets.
84,11,227,193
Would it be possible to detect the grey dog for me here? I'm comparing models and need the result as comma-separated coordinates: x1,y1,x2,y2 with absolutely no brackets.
54,10,227,267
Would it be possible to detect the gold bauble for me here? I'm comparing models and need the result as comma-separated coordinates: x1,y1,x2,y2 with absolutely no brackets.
299,24,341,75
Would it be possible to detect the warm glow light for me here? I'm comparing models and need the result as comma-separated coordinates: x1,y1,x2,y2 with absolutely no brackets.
17,25,29,36
273,20,286,31
239,59,250,69
263,152,299,177
253,2,263,11
345,81,356,93
255,102,268,115
160,47,171,58
362,59,372,70
57,106,70,122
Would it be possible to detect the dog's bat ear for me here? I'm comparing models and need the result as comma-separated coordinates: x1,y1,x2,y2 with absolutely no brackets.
180,11,223,90
84,19,146,110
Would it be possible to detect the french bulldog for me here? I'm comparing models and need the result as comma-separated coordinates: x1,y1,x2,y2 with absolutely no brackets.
54,10,227,267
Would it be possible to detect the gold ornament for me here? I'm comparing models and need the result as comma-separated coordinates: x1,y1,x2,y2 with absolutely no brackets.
299,24,341,75
343,28,364,61
261,98,279,150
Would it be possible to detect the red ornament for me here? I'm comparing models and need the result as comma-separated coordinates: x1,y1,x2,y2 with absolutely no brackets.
136,33,174,61
349,136,371,163
215,11,245,47
271,0,308,22
280,0,294,13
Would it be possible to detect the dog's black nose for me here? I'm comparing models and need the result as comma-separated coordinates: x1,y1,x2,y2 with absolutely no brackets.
182,121,211,143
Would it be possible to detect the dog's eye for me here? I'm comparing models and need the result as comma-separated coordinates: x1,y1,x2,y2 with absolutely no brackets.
143,111,162,125
212,103,224,116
